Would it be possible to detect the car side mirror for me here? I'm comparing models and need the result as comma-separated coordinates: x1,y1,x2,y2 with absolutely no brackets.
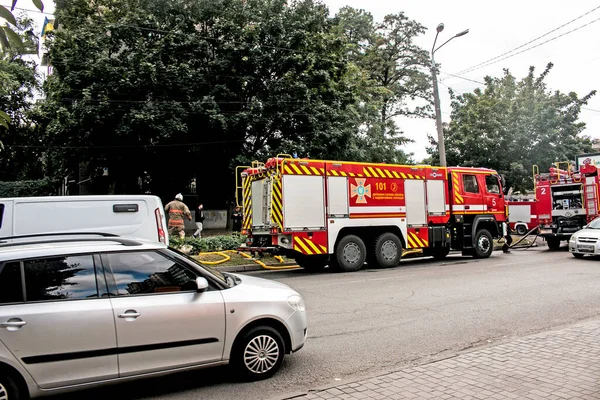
583,225,589,229
195,277,209,293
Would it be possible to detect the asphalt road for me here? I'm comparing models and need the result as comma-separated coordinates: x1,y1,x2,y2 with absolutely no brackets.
55,245,600,400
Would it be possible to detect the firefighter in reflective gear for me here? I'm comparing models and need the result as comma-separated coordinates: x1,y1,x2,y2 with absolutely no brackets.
164,193,192,238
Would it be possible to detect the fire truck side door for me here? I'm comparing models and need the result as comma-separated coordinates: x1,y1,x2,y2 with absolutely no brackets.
483,174,502,213
458,173,484,212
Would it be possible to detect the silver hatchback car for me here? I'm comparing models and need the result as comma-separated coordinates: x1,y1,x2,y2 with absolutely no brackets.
0,234,307,399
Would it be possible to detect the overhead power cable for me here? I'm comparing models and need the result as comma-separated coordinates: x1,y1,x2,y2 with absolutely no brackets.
455,4,600,76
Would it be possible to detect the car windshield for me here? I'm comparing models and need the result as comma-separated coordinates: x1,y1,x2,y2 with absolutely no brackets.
587,218,600,229
168,247,228,285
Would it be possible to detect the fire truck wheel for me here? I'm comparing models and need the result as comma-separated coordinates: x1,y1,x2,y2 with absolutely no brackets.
473,229,493,258
335,235,367,272
374,233,402,268
295,255,327,272
516,225,527,236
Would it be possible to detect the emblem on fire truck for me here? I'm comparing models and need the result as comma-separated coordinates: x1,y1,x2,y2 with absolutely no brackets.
351,178,372,204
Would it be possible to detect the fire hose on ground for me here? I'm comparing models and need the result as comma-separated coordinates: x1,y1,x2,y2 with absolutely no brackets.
196,249,300,270
500,225,541,251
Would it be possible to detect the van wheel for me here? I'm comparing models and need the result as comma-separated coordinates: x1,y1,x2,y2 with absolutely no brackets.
335,235,366,272
473,229,493,258
0,373,23,400
516,225,527,235
233,326,285,381
373,233,402,268
295,255,327,272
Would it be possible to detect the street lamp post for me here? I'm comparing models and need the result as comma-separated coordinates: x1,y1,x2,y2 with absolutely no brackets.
431,23,469,167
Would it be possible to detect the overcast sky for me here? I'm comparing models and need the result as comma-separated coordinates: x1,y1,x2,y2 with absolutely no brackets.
4,0,600,162
323,0,600,161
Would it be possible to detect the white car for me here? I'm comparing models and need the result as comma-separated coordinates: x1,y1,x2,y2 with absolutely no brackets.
569,217,600,258
0,234,307,399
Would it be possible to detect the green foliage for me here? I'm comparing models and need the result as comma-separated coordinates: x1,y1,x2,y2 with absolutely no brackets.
333,8,431,164
169,233,247,254
429,63,595,192
0,178,56,197
0,1,44,52
0,16,43,178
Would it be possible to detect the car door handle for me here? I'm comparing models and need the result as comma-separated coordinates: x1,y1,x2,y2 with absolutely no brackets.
118,311,141,319
0,320,26,329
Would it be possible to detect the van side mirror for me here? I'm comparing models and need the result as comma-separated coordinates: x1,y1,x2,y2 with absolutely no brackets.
195,277,209,293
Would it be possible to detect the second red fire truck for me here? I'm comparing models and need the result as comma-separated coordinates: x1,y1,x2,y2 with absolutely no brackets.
534,160,600,249
236,156,509,272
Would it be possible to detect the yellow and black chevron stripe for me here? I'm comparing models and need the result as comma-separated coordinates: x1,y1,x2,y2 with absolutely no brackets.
452,172,464,204
406,232,429,249
242,177,252,229
361,167,425,180
283,163,325,175
270,176,283,228
293,236,327,255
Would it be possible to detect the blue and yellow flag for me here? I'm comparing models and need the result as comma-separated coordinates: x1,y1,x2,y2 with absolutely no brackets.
41,17,54,38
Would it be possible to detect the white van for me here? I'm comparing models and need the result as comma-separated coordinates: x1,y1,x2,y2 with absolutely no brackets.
0,195,169,245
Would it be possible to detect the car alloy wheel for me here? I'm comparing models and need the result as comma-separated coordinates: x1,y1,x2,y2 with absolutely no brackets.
244,334,280,374
0,383,7,400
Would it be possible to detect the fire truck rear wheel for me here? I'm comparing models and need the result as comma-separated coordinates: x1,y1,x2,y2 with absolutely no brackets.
516,225,527,236
473,229,493,259
373,233,402,268
335,235,367,272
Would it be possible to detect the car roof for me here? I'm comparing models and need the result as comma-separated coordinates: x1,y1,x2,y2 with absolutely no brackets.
0,236,167,262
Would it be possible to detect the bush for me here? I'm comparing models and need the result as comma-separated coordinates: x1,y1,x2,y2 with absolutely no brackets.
169,233,247,254
0,179,56,197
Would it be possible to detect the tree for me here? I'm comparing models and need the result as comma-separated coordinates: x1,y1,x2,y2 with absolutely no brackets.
0,16,43,180
40,0,362,204
333,7,432,163
428,63,595,192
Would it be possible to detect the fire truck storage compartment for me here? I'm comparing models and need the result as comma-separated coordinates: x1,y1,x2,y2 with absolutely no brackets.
551,184,583,212
426,179,446,216
327,176,349,217
282,175,326,230
509,204,533,223
251,178,268,227
405,180,427,226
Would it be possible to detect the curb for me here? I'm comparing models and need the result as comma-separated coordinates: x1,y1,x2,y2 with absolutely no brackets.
211,262,299,273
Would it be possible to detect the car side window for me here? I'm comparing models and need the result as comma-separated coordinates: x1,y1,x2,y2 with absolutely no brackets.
0,262,24,304
0,203,4,229
485,175,500,194
23,255,99,301
463,175,479,194
105,251,198,296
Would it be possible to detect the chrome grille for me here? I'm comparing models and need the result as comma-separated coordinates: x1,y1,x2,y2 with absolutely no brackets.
578,237,598,243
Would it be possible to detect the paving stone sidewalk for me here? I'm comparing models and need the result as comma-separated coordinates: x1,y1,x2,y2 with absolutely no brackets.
284,319,600,400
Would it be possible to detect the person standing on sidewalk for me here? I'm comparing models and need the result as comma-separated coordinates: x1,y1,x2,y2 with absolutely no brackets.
193,204,205,238
502,223,513,253
165,193,192,239
232,206,243,232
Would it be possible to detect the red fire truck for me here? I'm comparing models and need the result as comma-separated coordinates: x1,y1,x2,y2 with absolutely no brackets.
534,161,600,249
236,156,509,272
507,200,538,235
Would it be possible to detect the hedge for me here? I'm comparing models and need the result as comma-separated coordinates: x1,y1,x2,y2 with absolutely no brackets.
0,179,57,197
169,233,247,254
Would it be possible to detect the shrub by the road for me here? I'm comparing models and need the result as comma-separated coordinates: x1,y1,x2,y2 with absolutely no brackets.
170,233,247,254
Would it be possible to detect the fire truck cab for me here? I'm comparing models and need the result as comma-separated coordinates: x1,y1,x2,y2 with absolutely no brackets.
236,156,508,272
534,161,600,249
